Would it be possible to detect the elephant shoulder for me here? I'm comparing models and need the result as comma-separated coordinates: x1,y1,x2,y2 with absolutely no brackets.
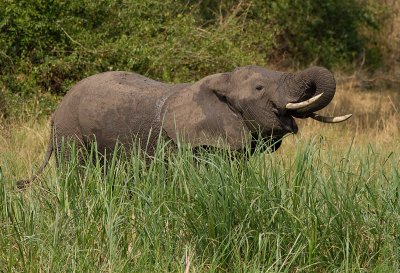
162,86,251,150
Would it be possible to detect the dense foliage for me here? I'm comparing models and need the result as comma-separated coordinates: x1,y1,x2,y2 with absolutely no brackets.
0,0,393,117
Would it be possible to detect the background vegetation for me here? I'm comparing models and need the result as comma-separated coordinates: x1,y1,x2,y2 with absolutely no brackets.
1,0,400,271
0,0,399,118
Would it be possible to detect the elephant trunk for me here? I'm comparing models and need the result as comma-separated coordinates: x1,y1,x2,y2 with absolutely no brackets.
286,66,336,118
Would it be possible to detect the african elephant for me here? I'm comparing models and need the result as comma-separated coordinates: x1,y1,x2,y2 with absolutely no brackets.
17,65,351,188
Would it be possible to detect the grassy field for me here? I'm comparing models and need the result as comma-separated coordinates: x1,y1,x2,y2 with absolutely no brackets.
0,77,399,272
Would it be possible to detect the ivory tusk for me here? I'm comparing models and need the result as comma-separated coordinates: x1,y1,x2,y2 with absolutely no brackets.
310,113,352,123
285,93,324,110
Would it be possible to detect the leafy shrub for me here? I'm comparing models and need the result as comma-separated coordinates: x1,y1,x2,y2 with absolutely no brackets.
192,0,386,67
0,0,393,118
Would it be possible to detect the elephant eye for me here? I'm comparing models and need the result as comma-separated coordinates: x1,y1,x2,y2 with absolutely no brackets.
256,85,264,91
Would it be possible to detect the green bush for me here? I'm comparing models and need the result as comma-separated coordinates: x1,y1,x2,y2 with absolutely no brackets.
192,0,385,67
0,0,392,118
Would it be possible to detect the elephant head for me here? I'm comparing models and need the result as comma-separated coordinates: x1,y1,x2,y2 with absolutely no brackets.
162,65,351,150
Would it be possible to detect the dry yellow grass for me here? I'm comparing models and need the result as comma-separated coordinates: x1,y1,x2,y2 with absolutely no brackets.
0,115,53,182
1,74,399,183
283,73,400,152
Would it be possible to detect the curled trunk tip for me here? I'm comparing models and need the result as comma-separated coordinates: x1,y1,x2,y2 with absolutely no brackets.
289,66,336,117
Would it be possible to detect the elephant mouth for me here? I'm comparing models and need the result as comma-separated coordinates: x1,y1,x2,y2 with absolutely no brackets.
278,115,298,135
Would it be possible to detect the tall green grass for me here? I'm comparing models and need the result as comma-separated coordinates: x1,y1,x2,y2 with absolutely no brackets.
1,137,399,272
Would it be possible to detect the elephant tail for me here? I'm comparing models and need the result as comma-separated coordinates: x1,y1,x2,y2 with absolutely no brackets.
16,125,54,190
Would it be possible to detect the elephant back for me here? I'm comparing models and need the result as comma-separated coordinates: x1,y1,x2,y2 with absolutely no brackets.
55,71,174,155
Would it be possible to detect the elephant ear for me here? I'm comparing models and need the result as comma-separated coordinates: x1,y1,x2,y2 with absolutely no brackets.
162,73,251,150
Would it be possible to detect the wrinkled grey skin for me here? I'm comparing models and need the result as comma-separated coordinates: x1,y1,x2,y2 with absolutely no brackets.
17,65,336,188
